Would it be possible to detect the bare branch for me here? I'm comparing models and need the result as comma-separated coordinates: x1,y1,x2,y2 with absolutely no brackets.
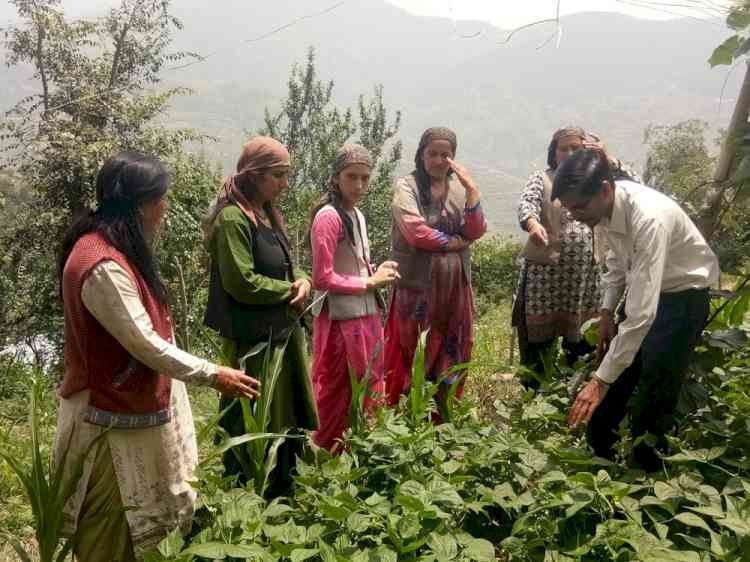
498,0,562,48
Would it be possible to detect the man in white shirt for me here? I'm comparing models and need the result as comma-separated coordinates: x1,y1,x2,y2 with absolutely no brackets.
551,149,720,470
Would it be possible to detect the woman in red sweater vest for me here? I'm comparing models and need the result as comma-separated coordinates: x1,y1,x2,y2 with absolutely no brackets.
55,152,259,561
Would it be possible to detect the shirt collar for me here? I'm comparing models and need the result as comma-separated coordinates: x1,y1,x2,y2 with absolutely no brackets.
601,182,628,235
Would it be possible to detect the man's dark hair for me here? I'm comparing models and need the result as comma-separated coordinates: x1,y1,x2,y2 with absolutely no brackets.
551,149,614,202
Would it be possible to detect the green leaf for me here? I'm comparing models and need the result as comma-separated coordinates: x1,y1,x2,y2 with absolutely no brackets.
202,432,291,464
397,513,422,539
184,542,228,558
664,446,727,464
674,512,711,532
428,532,458,561
365,492,389,506
727,9,750,31
290,548,320,562
709,35,742,67
440,460,463,474
319,500,350,521
461,537,495,561
708,326,748,350
263,501,294,519
225,543,274,560
346,512,372,533
396,495,425,512
157,529,185,557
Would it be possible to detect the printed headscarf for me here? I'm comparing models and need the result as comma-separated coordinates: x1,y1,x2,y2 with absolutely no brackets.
415,127,457,168
331,144,373,180
203,136,290,241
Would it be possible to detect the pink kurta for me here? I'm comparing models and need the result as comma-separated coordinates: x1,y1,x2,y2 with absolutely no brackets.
311,208,384,450
384,187,486,407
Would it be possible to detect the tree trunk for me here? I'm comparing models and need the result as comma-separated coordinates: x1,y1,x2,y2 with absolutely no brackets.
698,61,750,240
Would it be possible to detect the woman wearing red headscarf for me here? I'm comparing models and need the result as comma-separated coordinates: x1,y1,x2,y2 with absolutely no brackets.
203,136,318,496
384,127,487,413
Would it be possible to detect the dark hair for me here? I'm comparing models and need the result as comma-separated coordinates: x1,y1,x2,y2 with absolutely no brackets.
235,168,286,237
413,141,455,208
546,139,558,170
551,149,614,202
58,151,171,305
308,172,356,247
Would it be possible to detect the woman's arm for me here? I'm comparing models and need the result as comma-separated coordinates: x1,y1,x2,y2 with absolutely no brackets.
212,208,294,305
517,172,545,232
461,201,487,241
311,209,368,295
81,261,217,386
392,178,455,251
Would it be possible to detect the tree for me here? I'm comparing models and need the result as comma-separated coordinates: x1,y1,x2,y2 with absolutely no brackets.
643,120,715,208
643,120,750,271
0,0,212,356
260,48,402,269
699,1,750,239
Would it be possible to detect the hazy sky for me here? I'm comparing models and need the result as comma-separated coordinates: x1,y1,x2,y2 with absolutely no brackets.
385,0,731,28
0,1,734,28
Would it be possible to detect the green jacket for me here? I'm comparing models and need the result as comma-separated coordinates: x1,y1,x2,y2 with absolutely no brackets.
203,204,309,343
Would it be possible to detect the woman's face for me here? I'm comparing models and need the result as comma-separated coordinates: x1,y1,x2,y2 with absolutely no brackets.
253,166,291,204
421,139,454,181
335,163,371,209
555,135,584,167
141,195,169,240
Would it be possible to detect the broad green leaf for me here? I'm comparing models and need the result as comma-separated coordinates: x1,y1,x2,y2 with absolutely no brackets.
346,512,372,533
716,516,750,535
428,532,458,561
290,548,320,562
365,492,389,506
396,495,426,512
184,542,228,558
728,9,750,31
263,502,294,519
462,537,495,561
397,513,422,539
664,446,727,464
427,478,464,508
674,512,711,532
224,543,274,560
677,532,710,551
319,500,350,522
539,470,567,484
709,35,742,67
157,529,185,557
440,460,462,474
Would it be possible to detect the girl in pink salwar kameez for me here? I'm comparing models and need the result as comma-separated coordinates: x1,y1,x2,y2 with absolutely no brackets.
385,127,487,411
310,144,400,450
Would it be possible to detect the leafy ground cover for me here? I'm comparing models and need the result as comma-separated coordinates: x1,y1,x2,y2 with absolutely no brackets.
1,287,749,561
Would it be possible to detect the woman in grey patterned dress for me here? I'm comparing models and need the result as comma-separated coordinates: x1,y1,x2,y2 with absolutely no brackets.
513,127,636,387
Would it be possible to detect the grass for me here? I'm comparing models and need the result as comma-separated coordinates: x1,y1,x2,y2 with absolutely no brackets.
0,392,51,561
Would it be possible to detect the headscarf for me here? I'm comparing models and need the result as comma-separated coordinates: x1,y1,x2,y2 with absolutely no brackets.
548,126,587,170
203,136,290,241
415,127,457,168
413,126,458,207
552,126,586,143
331,143,373,180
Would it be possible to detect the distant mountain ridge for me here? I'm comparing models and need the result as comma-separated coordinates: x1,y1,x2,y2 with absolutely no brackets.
0,1,740,231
